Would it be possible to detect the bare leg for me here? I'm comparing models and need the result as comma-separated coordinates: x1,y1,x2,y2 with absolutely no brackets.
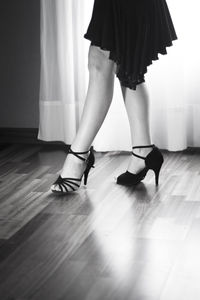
71,46,115,151
120,82,153,174
51,45,115,191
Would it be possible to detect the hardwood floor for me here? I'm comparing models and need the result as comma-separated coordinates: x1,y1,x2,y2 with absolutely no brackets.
0,143,200,300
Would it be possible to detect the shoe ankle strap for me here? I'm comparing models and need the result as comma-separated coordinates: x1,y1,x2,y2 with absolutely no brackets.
132,144,155,150
132,144,155,160
68,146,93,162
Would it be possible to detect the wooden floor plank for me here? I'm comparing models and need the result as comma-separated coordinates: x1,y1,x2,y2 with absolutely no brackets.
0,143,200,300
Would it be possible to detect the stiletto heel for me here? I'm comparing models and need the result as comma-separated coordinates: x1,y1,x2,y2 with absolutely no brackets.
154,163,163,186
84,168,90,185
51,146,95,194
83,146,95,185
116,144,164,186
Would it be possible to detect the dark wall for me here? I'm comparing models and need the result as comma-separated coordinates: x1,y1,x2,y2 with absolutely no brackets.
0,0,40,128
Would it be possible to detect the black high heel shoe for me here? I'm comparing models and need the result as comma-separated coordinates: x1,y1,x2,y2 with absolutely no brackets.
116,144,164,186
51,146,95,194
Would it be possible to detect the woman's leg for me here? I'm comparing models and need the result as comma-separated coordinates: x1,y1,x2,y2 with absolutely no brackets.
120,82,153,174
71,45,115,151
51,45,115,191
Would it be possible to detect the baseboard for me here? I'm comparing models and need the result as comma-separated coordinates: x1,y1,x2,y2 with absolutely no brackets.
0,127,66,145
0,128,199,153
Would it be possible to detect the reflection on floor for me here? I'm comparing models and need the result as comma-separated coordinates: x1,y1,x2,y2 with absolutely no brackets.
0,143,200,300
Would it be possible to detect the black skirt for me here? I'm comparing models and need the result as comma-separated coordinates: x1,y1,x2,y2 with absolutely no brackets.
84,0,178,90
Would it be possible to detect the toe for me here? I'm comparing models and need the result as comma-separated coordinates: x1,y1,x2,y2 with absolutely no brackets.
51,184,60,192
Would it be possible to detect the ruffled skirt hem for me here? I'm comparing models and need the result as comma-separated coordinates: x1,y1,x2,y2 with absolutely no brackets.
84,0,178,90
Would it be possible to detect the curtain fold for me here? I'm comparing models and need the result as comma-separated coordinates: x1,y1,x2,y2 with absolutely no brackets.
38,0,200,151
38,0,89,144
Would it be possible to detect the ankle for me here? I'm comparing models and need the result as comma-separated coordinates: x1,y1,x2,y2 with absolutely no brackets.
70,144,90,154
132,146,153,156
69,145,91,159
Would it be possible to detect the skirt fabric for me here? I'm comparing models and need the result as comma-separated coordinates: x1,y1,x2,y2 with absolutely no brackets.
84,0,178,90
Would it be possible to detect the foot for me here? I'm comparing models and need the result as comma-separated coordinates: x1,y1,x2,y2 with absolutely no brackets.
127,147,153,174
51,150,89,192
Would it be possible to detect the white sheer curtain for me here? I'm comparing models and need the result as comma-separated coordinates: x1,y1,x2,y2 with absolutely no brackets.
38,0,89,143
38,0,200,152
